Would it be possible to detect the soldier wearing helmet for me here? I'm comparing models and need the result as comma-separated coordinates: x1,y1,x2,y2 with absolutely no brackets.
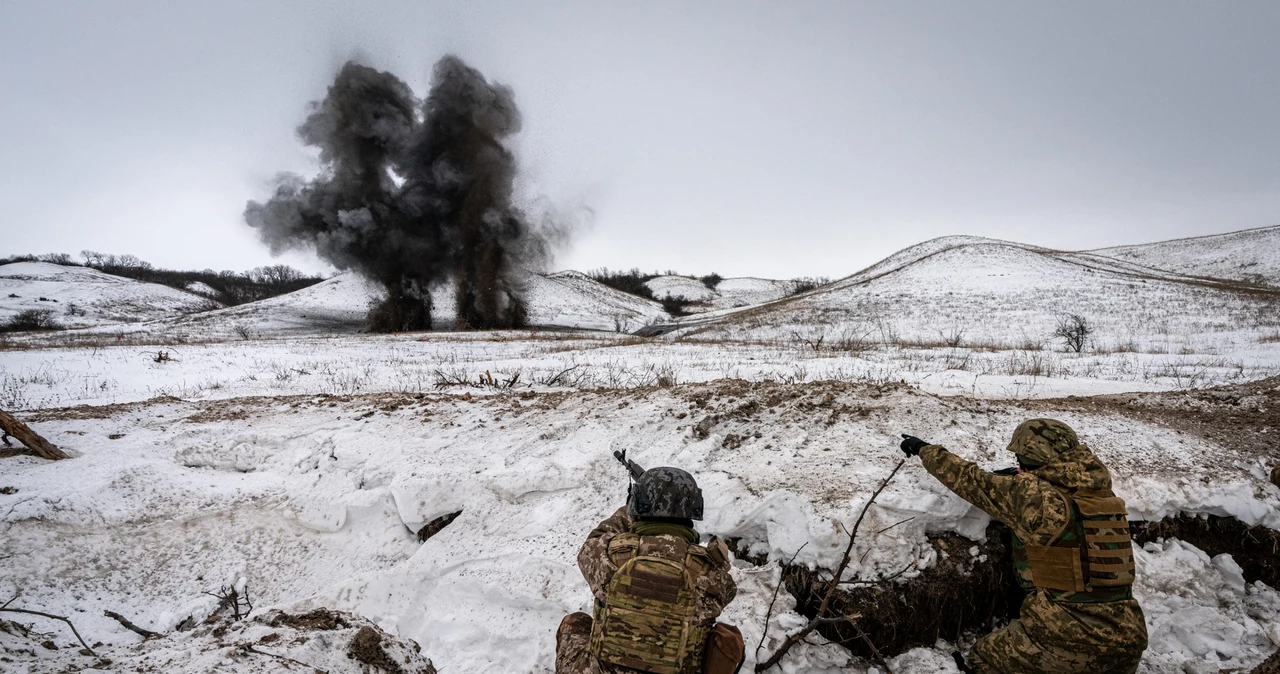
900,419,1148,674
556,466,744,674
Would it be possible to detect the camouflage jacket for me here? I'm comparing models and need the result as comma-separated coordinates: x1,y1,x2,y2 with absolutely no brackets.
920,439,1148,652
578,507,737,626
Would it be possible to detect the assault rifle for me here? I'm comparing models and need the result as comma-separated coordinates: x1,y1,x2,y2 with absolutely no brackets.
613,450,645,480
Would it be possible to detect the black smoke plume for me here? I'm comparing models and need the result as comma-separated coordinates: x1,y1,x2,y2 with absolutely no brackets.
245,56,548,331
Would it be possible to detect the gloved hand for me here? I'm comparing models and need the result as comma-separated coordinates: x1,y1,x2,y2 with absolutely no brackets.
899,434,929,457
992,466,1020,477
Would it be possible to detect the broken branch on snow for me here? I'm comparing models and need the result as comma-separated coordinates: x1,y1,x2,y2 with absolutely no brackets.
755,458,906,673
0,409,70,460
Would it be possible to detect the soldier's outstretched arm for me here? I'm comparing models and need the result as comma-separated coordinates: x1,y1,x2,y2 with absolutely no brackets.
577,506,632,600
917,444,1023,526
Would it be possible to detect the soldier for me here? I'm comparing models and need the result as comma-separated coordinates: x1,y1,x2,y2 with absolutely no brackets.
900,419,1148,674
556,467,745,674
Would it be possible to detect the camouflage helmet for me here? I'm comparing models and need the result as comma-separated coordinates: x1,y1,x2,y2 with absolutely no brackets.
628,467,704,521
1007,418,1080,465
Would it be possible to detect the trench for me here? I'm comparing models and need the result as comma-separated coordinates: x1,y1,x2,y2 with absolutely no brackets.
747,513,1280,664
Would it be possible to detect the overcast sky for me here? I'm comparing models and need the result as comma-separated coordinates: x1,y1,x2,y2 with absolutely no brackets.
2,1,1278,279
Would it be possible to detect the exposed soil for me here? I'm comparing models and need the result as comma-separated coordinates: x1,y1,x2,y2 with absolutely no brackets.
418,510,463,543
1132,514,1280,588
780,522,1023,661
1039,376,1280,465
348,625,436,674
1251,647,1280,674
266,607,350,631
766,510,1279,663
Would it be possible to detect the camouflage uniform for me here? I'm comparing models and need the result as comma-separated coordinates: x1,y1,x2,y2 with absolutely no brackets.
556,507,737,674
919,420,1148,674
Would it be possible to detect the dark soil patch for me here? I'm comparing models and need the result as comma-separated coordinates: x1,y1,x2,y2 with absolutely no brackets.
418,510,462,542
1040,376,1280,465
348,625,416,674
780,522,1023,661
1251,647,1280,674
1132,514,1280,588
266,608,350,631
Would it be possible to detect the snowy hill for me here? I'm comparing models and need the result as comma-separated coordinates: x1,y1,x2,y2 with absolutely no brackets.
1091,225,1280,287
526,271,668,331
0,262,218,329
87,270,669,339
645,275,795,313
680,236,1280,353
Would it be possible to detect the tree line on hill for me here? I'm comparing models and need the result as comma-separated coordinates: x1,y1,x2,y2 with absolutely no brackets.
0,252,326,307
585,268,831,316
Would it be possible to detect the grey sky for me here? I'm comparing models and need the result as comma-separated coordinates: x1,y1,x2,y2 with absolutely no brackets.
2,1,1278,279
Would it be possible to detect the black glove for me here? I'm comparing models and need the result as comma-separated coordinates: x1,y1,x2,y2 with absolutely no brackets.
992,466,1020,477
899,434,928,457
953,651,975,674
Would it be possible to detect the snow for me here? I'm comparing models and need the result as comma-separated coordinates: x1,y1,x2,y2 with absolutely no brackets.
1,380,1278,672
1,228,1279,672
0,262,218,329
679,237,1280,360
645,275,796,313
1093,225,1280,287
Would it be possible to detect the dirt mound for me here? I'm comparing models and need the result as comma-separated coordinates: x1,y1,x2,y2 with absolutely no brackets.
1132,514,1280,588
780,522,1022,662
0,607,436,673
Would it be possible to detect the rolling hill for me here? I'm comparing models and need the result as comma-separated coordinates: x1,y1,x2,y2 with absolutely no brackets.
678,235,1280,352
0,262,219,329
1091,225,1280,287
644,275,796,312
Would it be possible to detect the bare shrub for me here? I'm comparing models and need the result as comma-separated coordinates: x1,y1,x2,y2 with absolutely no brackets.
1053,314,1093,353
940,324,966,348
2,309,63,332
788,276,831,296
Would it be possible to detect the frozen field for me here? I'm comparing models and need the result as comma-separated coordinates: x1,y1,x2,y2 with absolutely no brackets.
2,228,1279,672
2,376,1278,673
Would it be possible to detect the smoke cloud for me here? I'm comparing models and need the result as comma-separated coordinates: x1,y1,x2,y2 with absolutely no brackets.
245,56,550,330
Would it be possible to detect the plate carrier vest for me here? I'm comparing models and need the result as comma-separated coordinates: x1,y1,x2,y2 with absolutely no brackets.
588,532,711,674
1012,486,1136,602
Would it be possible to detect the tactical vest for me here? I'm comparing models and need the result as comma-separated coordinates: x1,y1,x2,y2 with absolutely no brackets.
1011,487,1136,603
588,532,711,674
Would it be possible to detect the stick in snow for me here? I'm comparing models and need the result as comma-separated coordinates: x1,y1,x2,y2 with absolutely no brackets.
104,610,160,639
754,458,906,673
0,409,70,460
0,599,96,656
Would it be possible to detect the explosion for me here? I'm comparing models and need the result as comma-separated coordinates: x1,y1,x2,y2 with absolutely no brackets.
245,56,548,331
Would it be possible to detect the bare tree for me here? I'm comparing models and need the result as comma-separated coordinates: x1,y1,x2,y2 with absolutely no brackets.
1053,314,1093,353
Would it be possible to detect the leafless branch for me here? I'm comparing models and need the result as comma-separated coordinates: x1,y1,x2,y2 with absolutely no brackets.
104,610,161,639
0,599,96,656
754,542,808,661
755,458,905,673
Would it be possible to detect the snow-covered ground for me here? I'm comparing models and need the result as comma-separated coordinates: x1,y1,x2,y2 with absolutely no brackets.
2,379,1278,672
645,274,796,313
676,237,1280,356
0,262,219,329
1093,225,1280,287
2,228,1279,673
